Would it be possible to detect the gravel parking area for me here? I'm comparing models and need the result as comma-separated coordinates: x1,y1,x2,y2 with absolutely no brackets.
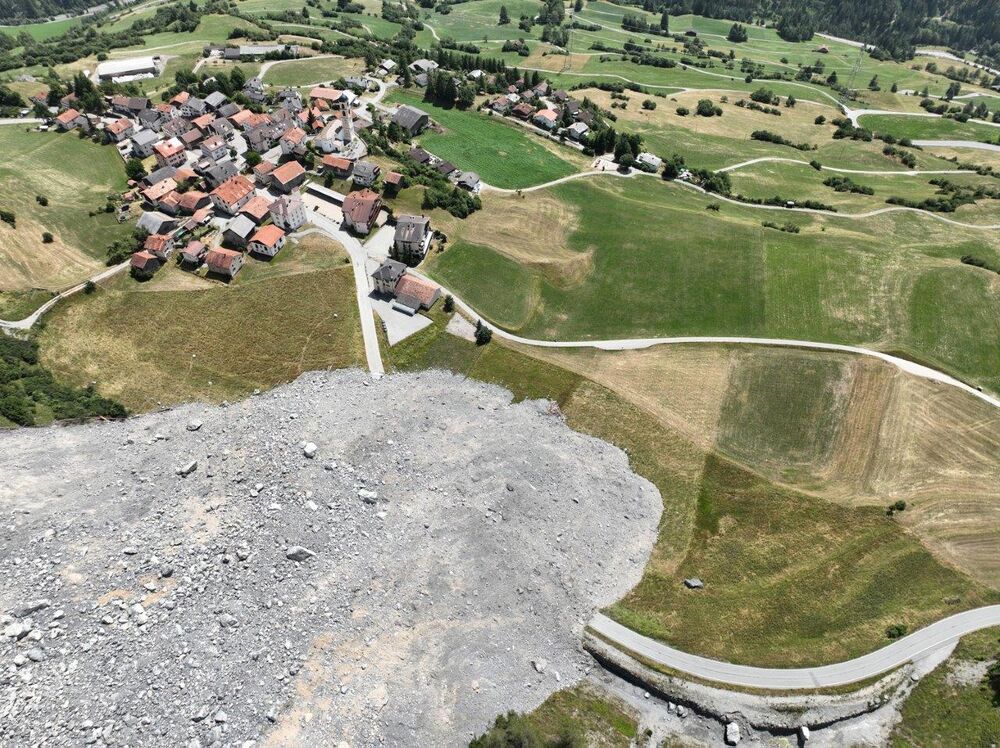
0,369,661,747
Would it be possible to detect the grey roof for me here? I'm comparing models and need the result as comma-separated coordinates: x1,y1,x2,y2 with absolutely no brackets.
225,214,256,239
392,105,428,131
204,91,228,109
137,108,163,126
435,161,456,176
371,258,407,282
205,159,238,186
132,129,160,146
217,102,241,119
137,211,176,234
269,194,302,222
408,146,431,164
185,97,207,113
394,214,429,244
142,165,177,186
353,161,379,180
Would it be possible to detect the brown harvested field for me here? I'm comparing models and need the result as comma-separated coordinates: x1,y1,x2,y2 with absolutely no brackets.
530,343,1000,588
39,266,364,411
440,191,591,285
0,219,104,290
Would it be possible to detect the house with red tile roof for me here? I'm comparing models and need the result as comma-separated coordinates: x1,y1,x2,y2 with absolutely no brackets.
239,195,272,224
210,175,255,214
176,190,210,214
141,178,178,205
143,233,174,259
279,126,307,156
55,108,84,131
104,118,134,142
392,273,441,313
342,188,382,235
130,250,161,278
321,154,353,179
248,224,286,257
154,137,187,168
205,247,245,278
270,160,306,193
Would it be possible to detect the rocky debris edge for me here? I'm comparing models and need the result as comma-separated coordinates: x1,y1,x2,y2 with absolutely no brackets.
0,369,662,747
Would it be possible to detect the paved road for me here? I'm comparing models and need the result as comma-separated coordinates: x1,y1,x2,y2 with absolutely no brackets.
592,608,1000,689
914,139,1000,152
0,262,130,330
717,155,962,176
300,214,384,375
485,167,1000,229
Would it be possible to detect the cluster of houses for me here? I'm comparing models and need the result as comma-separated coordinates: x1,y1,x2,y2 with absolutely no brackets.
45,70,444,317
486,80,594,142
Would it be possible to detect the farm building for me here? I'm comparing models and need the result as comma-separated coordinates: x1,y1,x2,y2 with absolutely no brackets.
96,56,160,83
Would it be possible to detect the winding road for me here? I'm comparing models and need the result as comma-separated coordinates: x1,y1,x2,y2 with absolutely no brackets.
591,608,1000,689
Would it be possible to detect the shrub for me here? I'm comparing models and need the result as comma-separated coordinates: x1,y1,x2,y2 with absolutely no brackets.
84,280,97,294
0,209,14,228
42,232,54,243
814,115,826,125
35,195,48,206
696,98,721,117
809,159,822,170
885,624,908,640
474,319,493,346
642,99,656,110
676,106,689,116
443,294,454,313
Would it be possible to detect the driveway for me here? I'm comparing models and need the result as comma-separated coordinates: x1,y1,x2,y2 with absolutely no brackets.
370,295,432,345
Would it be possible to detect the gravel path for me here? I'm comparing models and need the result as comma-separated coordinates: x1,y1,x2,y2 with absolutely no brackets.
0,370,661,747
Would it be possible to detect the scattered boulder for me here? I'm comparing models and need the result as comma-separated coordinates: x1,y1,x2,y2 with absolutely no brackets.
285,545,316,562
725,721,741,745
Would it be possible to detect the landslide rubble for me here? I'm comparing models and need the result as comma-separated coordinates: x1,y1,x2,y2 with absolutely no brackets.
0,369,662,747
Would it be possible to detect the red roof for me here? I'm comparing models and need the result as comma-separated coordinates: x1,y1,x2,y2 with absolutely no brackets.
170,91,191,105
55,108,81,125
142,178,178,202
191,113,216,130
343,188,381,227
384,171,404,185
394,274,439,307
309,87,343,102
205,247,243,272
253,161,276,176
271,160,305,186
106,118,132,135
211,175,254,206
131,250,159,270
144,234,171,252
240,195,272,222
250,224,285,248
322,154,352,171
153,138,185,159
281,126,306,144
177,190,208,212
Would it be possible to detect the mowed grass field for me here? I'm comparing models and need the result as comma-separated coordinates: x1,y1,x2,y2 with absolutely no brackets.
859,113,1000,144
384,310,1000,666
38,262,363,411
0,16,80,40
0,128,131,291
262,55,365,87
388,90,581,189
425,175,1000,392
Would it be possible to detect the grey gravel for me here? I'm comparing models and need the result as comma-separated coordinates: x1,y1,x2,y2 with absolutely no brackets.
0,369,661,747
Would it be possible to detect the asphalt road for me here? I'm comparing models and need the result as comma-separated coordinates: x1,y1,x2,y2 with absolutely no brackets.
589,609,1000,689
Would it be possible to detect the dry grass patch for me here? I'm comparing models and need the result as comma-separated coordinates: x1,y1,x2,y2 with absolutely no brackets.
527,344,736,451
0,219,104,290
445,191,592,285
39,267,364,412
584,87,834,142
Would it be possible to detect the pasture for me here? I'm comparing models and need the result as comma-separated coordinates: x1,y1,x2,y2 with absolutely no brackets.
0,128,130,291
388,90,581,188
